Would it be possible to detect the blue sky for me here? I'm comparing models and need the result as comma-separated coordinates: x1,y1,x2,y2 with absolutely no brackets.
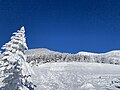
0,0,120,53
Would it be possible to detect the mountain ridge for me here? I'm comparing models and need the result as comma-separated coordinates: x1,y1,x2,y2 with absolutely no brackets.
25,48,120,65
26,48,120,55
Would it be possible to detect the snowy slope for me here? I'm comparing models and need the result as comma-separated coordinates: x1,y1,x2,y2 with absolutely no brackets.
32,62,120,90
25,48,60,56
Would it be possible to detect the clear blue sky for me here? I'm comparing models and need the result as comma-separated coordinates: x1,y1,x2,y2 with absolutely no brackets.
0,0,120,53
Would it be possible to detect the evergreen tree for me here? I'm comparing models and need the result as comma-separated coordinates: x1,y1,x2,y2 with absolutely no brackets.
0,26,35,90
110,78,120,89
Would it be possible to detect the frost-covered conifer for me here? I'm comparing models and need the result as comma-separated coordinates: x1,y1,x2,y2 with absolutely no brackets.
0,26,35,90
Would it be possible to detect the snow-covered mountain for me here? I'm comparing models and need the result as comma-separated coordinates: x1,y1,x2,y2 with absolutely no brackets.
25,48,120,65
25,48,60,55
78,50,120,57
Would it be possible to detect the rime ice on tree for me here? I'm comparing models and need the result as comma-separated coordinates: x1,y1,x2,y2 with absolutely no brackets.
0,27,35,90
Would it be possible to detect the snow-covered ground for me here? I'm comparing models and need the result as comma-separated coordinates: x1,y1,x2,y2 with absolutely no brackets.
32,62,120,90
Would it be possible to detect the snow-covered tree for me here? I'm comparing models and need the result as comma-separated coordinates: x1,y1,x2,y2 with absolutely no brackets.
0,26,35,90
107,78,120,90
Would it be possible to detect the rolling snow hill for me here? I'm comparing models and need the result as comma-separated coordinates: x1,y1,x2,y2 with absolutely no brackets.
25,48,120,65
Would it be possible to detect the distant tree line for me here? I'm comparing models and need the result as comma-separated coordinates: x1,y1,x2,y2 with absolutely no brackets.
26,52,120,66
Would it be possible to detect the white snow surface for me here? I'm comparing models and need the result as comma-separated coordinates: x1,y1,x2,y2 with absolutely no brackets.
77,51,100,55
32,62,120,90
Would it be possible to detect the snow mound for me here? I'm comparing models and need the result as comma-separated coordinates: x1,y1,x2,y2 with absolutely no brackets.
80,83,95,90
